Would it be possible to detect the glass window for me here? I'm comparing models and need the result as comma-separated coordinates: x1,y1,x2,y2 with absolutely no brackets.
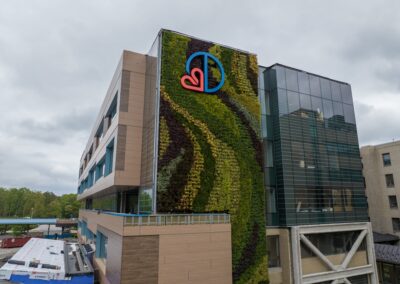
322,99,333,119
333,101,344,117
382,262,394,283
266,187,277,213
285,68,299,92
382,153,391,166
343,104,356,124
139,188,153,213
392,218,400,232
301,231,365,258
348,275,369,284
320,78,332,100
96,156,106,181
300,93,312,110
331,81,342,102
340,84,353,104
264,140,274,167
287,91,300,114
389,196,398,208
274,66,286,89
298,72,310,94
310,76,321,97
96,231,108,259
311,96,323,119
267,236,280,268
93,194,118,212
105,139,114,176
386,174,395,188
278,89,288,115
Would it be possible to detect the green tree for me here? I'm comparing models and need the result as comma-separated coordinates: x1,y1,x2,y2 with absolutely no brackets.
0,187,79,219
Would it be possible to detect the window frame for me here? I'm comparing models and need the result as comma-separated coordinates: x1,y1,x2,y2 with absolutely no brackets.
389,195,398,209
385,174,395,188
382,153,391,167
392,218,400,232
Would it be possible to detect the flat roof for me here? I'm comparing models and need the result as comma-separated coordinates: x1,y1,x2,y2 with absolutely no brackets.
375,243,400,265
0,238,93,281
1,238,65,275
361,139,400,149
260,63,350,86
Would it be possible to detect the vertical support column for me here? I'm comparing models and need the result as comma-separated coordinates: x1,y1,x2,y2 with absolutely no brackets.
291,226,302,284
366,222,379,284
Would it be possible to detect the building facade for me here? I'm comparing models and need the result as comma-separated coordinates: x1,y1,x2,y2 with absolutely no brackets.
361,140,400,238
261,64,377,284
77,30,378,283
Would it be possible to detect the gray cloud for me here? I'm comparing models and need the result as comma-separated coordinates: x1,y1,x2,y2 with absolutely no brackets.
0,0,399,193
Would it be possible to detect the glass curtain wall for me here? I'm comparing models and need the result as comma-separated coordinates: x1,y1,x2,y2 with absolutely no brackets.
262,64,368,226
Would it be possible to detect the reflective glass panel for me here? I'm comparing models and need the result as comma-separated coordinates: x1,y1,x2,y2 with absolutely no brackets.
321,78,332,100
300,93,312,110
310,76,321,97
341,84,353,104
343,103,356,124
286,68,299,92
331,81,342,102
323,99,334,119
298,72,310,94
287,91,300,114
275,66,286,89
278,89,288,115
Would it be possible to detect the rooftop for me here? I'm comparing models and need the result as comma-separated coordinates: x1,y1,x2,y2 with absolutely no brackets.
373,232,400,244
1,238,65,275
0,238,93,281
375,243,400,265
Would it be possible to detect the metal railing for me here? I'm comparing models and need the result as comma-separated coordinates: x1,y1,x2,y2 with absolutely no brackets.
123,214,230,226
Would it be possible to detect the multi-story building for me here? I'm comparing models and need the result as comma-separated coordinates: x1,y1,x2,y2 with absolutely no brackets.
361,140,400,238
77,29,378,284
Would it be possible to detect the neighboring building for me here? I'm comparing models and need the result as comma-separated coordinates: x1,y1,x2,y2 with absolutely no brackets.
375,243,400,283
0,238,93,283
373,231,399,246
77,30,378,283
361,140,400,238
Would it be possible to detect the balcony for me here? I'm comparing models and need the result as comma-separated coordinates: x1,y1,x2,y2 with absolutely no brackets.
79,209,231,237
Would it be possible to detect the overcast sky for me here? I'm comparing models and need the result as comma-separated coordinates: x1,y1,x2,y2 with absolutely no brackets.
1,0,399,194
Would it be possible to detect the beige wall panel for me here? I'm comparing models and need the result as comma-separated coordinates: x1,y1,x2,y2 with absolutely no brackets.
122,51,147,73
121,235,159,284
269,268,283,284
158,228,232,284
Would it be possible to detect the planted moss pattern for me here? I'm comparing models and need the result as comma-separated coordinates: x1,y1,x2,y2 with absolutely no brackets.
158,30,268,283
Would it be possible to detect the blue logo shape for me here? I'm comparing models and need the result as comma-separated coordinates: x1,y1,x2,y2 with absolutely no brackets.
184,51,225,93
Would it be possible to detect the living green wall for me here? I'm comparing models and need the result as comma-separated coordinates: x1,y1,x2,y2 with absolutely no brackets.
157,30,268,283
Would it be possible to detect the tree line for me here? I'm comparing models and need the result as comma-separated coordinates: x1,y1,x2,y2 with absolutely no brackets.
0,187,80,219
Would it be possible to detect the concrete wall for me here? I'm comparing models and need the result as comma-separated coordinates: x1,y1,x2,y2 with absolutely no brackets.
361,141,400,237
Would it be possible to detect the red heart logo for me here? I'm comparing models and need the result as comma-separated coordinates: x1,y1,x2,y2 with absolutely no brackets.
180,68,204,92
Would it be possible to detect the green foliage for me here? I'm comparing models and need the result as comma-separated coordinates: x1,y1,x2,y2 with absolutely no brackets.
158,31,268,283
11,225,35,236
0,187,80,223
